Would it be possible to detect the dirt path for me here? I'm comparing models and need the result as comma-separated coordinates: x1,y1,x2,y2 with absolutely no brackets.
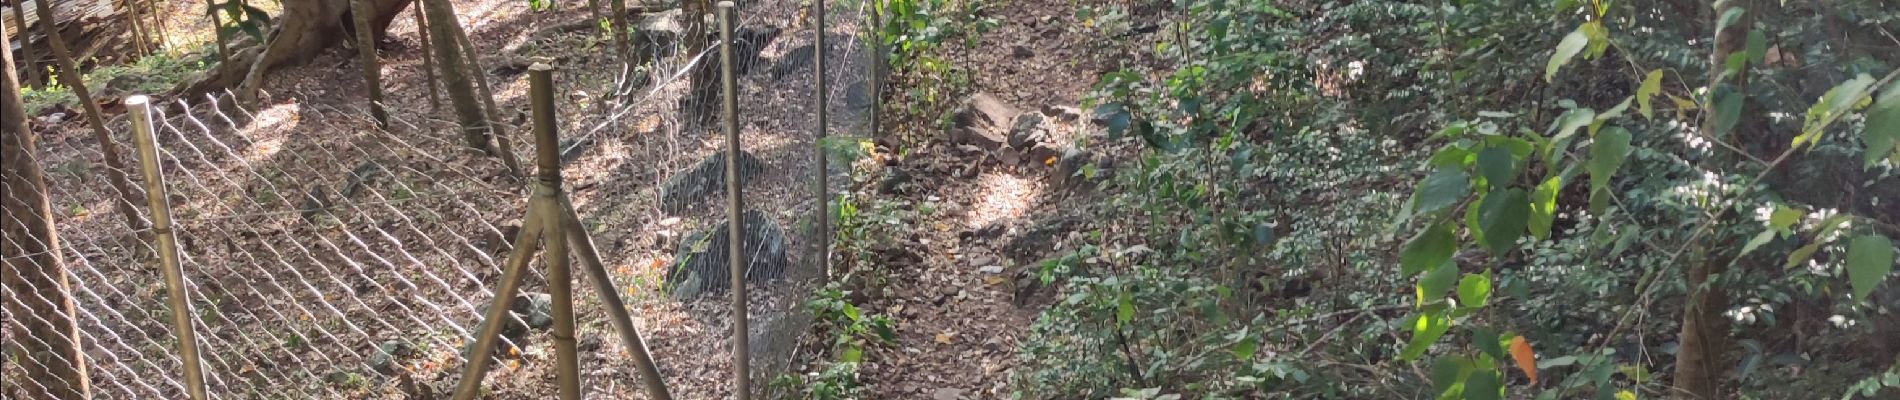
854,0,1116,397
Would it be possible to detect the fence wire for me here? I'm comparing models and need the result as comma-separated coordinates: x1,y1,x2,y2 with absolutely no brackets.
3,0,871,398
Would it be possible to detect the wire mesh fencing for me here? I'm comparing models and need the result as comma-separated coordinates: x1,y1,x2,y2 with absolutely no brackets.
2,0,873,398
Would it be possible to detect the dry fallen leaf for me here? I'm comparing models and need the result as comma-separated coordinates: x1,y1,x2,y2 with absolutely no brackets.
1510,336,1538,383
935,332,954,345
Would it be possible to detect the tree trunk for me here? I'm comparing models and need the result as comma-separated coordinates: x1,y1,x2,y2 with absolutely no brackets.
120,0,151,57
1,15,91,399
11,3,41,89
210,0,409,102
205,0,233,67
33,0,148,235
445,12,524,176
1673,1,1747,398
420,0,492,152
683,0,714,125
352,0,388,127
413,0,439,111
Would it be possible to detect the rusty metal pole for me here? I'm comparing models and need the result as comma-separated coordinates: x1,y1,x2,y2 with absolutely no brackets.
127,95,210,400
813,0,830,277
558,198,674,400
450,217,547,400
717,2,751,398
525,62,585,400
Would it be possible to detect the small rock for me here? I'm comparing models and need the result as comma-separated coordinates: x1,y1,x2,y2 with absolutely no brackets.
1041,105,1082,122
665,210,790,298
1011,45,1033,58
877,168,912,194
951,93,1021,150
512,292,556,330
1028,143,1063,165
657,150,765,213
1007,113,1047,149
978,265,1005,274
965,255,996,268
367,340,414,375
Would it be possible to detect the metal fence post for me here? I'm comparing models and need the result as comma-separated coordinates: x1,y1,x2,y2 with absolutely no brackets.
126,95,210,400
717,2,751,398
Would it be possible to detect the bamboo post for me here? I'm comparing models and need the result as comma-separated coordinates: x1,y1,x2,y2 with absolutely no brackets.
450,213,546,400
414,0,439,111
125,95,210,400
558,198,674,400
812,0,829,276
352,0,388,128
717,3,751,398
527,63,584,400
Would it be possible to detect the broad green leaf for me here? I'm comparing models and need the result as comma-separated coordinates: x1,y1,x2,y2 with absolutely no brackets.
1715,7,1745,34
1580,21,1609,58
1458,273,1493,308
1233,335,1259,361
1784,241,1824,269
1476,147,1517,187
1712,87,1744,137
840,345,864,362
1097,103,1133,139
1420,261,1461,303
1433,356,1475,397
1529,176,1562,239
1546,29,1590,82
1866,80,1900,167
1615,391,1636,400
1738,230,1776,258
1770,206,1806,234
1800,74,1877,147
1637,70,1663,119
1401,310,1453,361
1588,127,1633,193
1404,223,1459,275
1478,189,1531,253
1431,147,1476,167
1746,30,1768,65
1846,235,1895,300
1549,108,1596,143
1415,168,1471,215
1591,97,1633,136
1465,369,1503,400
1471,329,1506,361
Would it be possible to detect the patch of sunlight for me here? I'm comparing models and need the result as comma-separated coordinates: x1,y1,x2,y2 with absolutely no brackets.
964,172,1042,228
243,102,302,162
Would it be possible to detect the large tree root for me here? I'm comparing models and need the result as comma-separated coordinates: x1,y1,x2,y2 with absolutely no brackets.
172,0,412,100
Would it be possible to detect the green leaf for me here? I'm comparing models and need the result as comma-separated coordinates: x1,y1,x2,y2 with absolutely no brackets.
1745,30,1768,65
841,345,864,362
1097,103,1133,139
1420,261,1461,303
1415,168,1471,215
1588,127,1633,193
1712,86,1744,137
1546,29,1590,83
1433,356,1475,397
1738,230,1776,258
1529,176,1562,240
1472,329,1506,360
1476,147,1517,187
1799,74,1876,147
1865,80,1900,167
1478,189,1531,254
1637,70,1663,120
1591,97,1633,136
1465,369,1502,400
1580,21,1609,58
1117,291,1136,325
1548,108,1596,144
1846,235,1895,300
1233,335,1259,361
1715,7,1746,33
1404,223,1459,276
1401,310,1453,361
1458,273,1493,308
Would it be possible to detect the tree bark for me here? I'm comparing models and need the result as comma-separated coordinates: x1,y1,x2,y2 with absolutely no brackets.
1673,1,1747,398
413,0,439,111
1,14,91,399
119,0,151,56
420,0,492,152
11,3,42,89
352,0,388,127
444,11,524,176
33,0,149,235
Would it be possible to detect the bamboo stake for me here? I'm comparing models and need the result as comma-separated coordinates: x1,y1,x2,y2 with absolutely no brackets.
126,95,209,400
526,63,584,400
717,3,751,398
449,213,546,400
813,0,829,276
558,198,674,400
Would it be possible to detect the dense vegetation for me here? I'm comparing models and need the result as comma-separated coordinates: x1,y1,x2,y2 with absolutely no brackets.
992,0,1900,398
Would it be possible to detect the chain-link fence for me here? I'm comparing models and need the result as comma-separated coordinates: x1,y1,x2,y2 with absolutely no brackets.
2,0,873,397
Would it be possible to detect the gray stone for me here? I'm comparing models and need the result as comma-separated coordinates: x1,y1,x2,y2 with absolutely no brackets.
658,150,766,214
1008,113,1047,149
367,340,415,375
512,292,555,331
951,93,1020,150
666,210,789,298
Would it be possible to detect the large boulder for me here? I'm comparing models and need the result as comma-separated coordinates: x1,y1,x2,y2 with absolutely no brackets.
658,150,765,213
951,93,1021,150
666,210,789,298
